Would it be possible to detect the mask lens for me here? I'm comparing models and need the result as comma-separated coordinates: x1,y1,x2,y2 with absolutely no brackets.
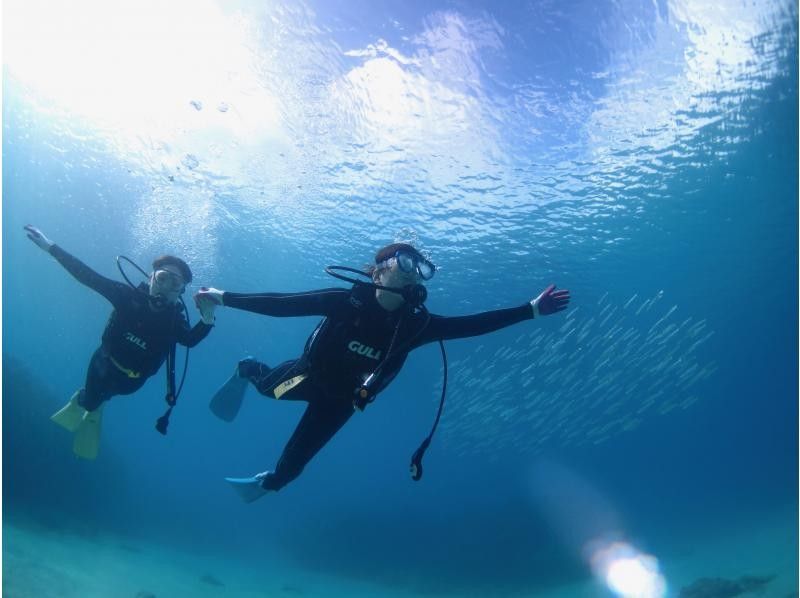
155,270,184,291
396,253,415,273
417,259,435,280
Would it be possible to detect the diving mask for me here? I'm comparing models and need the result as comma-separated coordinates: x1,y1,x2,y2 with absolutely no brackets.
152,269,186,294
376,250,436,281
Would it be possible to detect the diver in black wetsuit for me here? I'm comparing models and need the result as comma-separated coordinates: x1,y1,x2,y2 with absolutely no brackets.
24,225,215,459
196,243,570,502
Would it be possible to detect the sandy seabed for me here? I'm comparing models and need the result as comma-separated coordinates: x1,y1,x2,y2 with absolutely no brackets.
3,508,797,598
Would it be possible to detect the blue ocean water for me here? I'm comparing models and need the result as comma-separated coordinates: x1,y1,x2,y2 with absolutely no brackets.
3,0,797,596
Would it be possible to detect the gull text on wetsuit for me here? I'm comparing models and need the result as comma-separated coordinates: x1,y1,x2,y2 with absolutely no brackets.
124,332,147,350
347,340,382,360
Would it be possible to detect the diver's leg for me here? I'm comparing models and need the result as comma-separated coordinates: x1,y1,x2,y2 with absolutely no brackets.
71,350,115,459
260,399,354,491
53,349,112,431
78,349,115,411
239,359,304,400
80,349,145,410
210,358,299,422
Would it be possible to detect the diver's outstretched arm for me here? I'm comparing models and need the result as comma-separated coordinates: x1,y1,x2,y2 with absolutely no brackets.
414,284,571,346
24,224,128,306
194,286,348,318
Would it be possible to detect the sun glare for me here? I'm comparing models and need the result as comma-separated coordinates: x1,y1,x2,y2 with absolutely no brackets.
4,0,280,143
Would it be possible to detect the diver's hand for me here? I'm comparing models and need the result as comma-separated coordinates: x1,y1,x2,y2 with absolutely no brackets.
194,292,218,325
195,287,223,324
24,225,54,252
195,287,224,306
530,284,570,317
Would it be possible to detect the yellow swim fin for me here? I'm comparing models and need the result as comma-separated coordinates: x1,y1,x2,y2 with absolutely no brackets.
73,405,104,460
50,391,87,433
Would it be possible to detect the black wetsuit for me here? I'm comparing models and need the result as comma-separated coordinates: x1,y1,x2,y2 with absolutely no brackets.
50,246,212,410
223,282,533,491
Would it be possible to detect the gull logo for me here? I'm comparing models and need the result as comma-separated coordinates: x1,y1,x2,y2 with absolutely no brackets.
348,340,382,361
125,332,147,350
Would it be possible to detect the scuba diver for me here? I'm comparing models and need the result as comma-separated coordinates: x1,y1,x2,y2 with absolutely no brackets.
195,242,570,503
24,225,216,459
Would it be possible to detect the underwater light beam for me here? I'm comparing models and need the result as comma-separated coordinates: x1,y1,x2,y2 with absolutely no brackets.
590,541,667,598
528,459,668,597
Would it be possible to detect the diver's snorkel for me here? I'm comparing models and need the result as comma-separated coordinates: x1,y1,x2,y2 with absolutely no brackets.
116,255,190,435
325,264,446,481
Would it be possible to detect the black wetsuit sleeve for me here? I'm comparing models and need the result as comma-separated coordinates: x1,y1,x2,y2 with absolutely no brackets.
49,244,129,307
174,317,213,347
413,303,533,347
222,288,350,317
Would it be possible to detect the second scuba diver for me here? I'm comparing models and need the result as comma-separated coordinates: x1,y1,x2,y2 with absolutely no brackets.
24,225,216,459
195,243,570,502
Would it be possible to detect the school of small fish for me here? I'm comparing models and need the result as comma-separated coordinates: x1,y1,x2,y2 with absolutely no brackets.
434,290,717,457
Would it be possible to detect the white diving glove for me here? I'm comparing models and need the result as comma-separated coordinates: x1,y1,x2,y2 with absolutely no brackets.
194,287,224,325
197,298,217,325
24,225,55,252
